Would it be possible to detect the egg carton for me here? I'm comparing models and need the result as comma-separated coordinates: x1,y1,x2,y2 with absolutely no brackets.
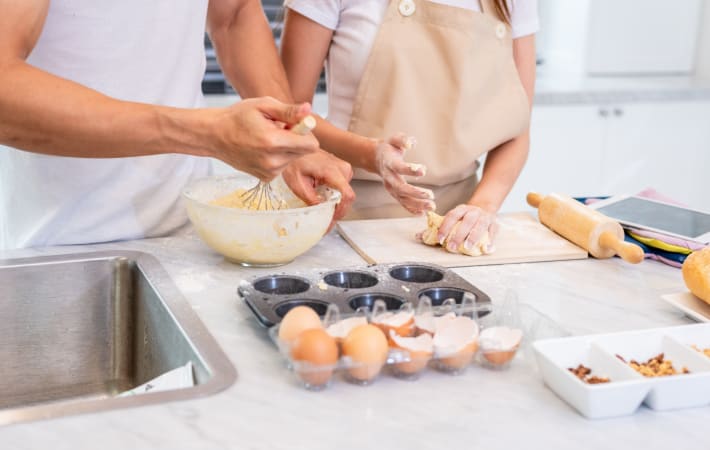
257,291,560,391
533,323,710,419
265,299,496,389
237,262,492,328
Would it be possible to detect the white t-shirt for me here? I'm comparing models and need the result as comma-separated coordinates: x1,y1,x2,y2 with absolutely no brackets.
286,0,539,130
0,0,211,249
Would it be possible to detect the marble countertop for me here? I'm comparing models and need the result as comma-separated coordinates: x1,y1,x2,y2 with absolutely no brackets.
0,229,707,450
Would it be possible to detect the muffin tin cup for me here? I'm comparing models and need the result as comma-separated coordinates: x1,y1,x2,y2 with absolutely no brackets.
238,262,492,328
534,323,710,418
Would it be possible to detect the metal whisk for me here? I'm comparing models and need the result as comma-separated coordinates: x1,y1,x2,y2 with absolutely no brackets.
239,180,284,211
239,115,317,211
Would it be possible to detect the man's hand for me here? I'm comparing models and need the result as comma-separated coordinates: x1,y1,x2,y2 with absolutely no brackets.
205,97,319,181
282,150,355,224
376,134,436,215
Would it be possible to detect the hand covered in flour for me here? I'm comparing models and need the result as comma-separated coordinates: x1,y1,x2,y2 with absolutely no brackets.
375,133,436,215
420,204,498,256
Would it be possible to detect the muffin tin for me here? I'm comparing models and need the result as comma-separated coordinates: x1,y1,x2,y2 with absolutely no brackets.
533,323,710,419
237,262,491,328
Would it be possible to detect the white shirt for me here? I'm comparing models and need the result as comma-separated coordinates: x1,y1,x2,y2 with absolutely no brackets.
286,0,539,130
0,0,211,249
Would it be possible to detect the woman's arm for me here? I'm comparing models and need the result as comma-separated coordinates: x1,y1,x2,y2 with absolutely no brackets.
281,8,435,214
437,34,536,251
468,34,536,212
281,9,379,171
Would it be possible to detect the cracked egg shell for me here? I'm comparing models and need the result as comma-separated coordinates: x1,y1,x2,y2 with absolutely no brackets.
414,312,456,336
389,330,434,374
373,311,415,339
326,316,368,340
433,316,479,370
480,326,522,366
325,316,368,351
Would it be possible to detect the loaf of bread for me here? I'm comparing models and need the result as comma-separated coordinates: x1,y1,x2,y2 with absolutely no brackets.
682,246,710,304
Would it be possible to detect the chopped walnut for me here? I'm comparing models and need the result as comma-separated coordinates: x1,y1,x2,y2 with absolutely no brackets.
691,345,710,358
621,353,689,377
568,364,610,384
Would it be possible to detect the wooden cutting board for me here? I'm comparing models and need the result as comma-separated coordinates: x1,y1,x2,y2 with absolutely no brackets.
337,212,588,267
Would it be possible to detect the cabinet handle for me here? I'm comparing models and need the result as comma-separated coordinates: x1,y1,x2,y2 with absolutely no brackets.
613,108,624,117
598,108,609,118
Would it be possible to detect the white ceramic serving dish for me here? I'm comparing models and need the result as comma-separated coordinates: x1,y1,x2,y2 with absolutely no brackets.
535,324,710,418
594,330,710,411
664,323,710,354
533,336,652,419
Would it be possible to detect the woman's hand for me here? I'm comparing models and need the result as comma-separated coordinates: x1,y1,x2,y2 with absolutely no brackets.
437,204,499,254
375,134,435,215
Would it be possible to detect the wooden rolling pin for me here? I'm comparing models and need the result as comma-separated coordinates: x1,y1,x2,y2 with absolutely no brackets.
527,192,644,264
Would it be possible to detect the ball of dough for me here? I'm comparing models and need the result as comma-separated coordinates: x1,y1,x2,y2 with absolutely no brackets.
682,246,710,304
418,211,493,257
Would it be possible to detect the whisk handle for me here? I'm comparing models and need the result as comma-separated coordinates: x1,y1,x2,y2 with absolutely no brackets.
290,115,317,135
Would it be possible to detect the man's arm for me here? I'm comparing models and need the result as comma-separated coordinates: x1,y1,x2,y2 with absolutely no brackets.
0,0,318,181
207,0,292,101
207,0,356,218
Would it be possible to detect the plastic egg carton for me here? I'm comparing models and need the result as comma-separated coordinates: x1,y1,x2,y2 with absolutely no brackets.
238,262,491,328
533,323,710,419
238,264,557,390
266,295,527,390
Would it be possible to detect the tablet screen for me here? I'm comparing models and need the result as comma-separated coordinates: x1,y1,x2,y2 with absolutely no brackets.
596,197,710,239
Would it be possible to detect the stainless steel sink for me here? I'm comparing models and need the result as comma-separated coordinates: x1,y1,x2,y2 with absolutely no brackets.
0,251,236,425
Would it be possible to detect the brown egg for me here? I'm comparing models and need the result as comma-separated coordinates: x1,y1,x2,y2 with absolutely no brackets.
325,316,368,351
278,306,322,344
290,328,339,387
342,324,389,383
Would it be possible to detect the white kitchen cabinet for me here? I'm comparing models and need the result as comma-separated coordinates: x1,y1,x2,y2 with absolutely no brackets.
601,102,710,210
502,105,607,212
586,0,703,75
500,100,710,213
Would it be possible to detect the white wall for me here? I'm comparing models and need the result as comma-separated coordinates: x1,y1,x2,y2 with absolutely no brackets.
697,0,710,80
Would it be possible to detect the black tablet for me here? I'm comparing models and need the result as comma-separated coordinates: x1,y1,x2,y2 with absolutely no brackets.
590,195,710,245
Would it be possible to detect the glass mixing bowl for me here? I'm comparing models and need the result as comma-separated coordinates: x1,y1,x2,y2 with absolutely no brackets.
183,173,341,267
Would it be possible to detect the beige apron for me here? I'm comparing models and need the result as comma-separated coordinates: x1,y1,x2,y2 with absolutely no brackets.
346,0,530,220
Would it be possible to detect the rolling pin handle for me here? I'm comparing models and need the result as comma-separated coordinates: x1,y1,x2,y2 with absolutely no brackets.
599,231,644,264
526,192,543,209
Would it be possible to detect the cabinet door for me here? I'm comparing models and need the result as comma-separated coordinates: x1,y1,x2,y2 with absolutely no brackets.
500,105,607,212
602,101,710,211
